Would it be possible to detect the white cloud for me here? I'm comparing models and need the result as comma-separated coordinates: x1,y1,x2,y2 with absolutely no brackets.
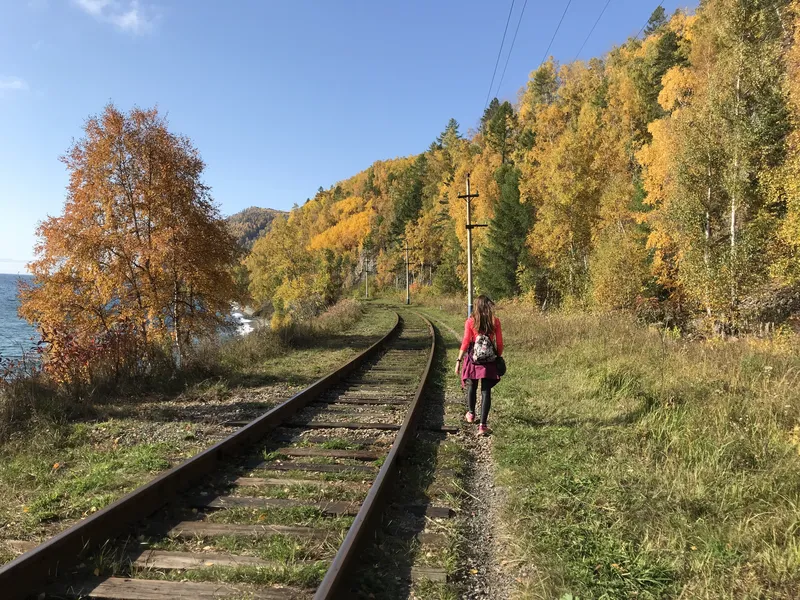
73,0,155,34
0,77,29,92
75,0,111,16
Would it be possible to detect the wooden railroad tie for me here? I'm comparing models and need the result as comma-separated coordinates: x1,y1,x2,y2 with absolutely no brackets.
155,521,339,540
252,461,377,474
132,549,447,584
133,549,315,570
286,421,401,430
188,495,452,520
315,397,410,405
273,432,383,446
154,521,444,547
46,577,304,599
274,447,381,461
233,477,371,489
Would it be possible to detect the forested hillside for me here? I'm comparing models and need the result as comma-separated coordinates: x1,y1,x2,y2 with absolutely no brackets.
247,1,800,331
226,206,286,250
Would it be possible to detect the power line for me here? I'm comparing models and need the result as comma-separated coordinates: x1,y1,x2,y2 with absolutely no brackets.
539,0,574,69
573,0,612,61
636,1,665,39
484,0,516,111
494,0,530,98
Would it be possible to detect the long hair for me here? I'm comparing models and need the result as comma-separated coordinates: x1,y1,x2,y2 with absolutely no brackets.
471,295,495,335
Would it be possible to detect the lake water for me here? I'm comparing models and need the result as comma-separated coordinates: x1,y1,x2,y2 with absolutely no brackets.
0,274,258,362
0,273,39,359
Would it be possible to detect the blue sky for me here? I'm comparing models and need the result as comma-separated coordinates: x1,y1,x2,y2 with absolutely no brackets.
0,0,697,274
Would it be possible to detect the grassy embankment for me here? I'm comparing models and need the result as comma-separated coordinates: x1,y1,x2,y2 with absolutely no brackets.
420,298,800,599
0,301,396,565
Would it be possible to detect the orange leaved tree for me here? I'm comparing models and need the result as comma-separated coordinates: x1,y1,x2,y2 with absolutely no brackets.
19,104,240,384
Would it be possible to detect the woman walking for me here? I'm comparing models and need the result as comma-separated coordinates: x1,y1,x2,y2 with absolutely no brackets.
455,295,503,436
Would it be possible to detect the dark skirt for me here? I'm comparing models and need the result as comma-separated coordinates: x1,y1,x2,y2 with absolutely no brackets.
461,350,500,387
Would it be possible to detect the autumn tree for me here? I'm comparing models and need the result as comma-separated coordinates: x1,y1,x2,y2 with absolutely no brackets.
520,61,606,302
20,104,240,381
773,1,800,283
640,0,789,321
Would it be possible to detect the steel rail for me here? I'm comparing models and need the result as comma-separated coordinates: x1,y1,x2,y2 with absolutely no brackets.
314,312,437,598
0,312,402,600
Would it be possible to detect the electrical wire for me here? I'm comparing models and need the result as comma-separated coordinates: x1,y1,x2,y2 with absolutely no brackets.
573,0,612,61
539,0,574,69
494,0,530,98
484,0,517,111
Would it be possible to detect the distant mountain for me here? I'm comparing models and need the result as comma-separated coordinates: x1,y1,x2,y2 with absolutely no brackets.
226,207,286,250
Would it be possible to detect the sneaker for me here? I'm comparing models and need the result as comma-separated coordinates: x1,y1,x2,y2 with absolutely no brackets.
465,411,475,424
477,424,489,436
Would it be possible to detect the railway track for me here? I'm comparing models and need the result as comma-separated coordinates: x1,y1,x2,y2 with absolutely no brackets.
0,310,442,599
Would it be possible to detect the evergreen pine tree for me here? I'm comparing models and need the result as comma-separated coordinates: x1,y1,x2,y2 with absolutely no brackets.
390,154,427,237
481,101,517,163
528,61,558,106
437,118,462,150
477,164,532,299
433,224,463,295
481,98,501,133
644,6,667,36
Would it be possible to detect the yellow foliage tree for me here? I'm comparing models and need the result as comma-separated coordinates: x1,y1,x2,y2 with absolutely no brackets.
19,104,240,382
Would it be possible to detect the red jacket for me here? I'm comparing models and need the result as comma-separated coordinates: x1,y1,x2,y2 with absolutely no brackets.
460,317,503,356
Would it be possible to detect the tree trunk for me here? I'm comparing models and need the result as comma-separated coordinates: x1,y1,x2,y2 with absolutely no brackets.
730,62,743,313
705,150,712,317
173,276,182,369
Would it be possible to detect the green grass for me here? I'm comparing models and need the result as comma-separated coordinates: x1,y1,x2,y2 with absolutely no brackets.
0,424,177,535
412,580,460,600
421,300,800,599
243,467,371,483
220,304,397,385
230,482,365,502
149,533,339,562
140,562,328,588
319,438,362,450
205,506,355,530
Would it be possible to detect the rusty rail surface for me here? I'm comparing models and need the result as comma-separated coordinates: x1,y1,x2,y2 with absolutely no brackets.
0,312,403,600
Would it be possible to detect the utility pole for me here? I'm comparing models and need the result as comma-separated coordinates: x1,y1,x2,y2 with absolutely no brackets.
363,255,369,299
404,238,410,305
395,237,417,305
458,173,485,317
